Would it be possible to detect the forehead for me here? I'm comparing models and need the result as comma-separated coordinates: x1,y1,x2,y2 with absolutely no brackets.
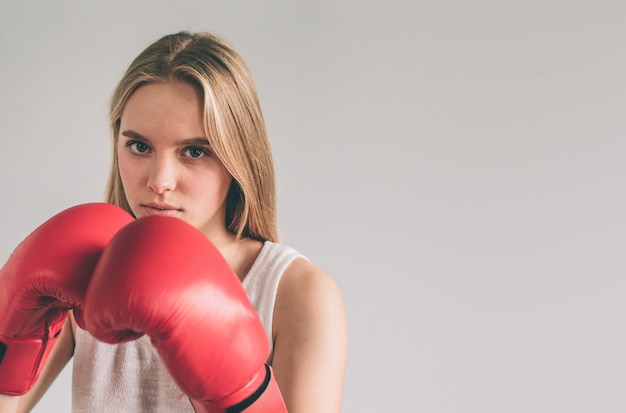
120,81,206,140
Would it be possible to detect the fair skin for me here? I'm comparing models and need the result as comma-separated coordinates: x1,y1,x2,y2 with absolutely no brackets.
2,80,348,413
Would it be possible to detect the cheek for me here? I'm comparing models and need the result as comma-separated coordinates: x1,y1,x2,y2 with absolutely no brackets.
117,154,129,185
197,169,232,206
117,152,141,193
217,168,233,199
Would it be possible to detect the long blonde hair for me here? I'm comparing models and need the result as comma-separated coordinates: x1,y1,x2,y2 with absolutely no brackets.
105,31,278,242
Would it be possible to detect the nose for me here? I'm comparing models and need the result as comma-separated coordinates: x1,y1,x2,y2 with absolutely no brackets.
147,155,177,194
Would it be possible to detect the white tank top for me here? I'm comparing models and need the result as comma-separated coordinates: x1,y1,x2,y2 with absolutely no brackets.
72,241,303,413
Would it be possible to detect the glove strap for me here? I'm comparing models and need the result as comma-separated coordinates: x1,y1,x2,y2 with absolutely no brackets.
0,314,65,396
0,336,45,395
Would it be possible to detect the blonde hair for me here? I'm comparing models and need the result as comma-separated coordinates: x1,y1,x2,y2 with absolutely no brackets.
105,31,278,242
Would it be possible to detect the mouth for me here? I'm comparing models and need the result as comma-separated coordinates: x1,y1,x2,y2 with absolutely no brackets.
140,203,183,216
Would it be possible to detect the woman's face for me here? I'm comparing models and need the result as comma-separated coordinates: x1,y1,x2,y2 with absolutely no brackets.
117,81,233,239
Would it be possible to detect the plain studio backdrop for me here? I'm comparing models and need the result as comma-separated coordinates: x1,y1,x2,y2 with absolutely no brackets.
1,1,625,412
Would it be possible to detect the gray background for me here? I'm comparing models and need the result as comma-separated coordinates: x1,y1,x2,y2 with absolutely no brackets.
1,1,625,412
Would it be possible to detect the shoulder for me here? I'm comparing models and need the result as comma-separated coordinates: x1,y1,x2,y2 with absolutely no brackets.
273,255,346,343
279,257,340,302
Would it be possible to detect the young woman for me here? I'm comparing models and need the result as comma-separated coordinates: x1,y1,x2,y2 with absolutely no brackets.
0,31,347,412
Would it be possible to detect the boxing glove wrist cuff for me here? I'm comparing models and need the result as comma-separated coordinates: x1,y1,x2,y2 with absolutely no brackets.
191,365,287,413
224,364,272,413
0,336,47,396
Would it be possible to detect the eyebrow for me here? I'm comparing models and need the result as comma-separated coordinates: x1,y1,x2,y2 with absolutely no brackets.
121,130,210,146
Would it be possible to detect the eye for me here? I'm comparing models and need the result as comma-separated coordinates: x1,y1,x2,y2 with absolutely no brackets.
183,146,210,159
126,140,151,154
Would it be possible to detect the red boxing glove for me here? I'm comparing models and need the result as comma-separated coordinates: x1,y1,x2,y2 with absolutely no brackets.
0,203,133,395
83,216,287,413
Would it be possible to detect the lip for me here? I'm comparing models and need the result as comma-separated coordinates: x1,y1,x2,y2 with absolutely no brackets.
140,203,183,216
